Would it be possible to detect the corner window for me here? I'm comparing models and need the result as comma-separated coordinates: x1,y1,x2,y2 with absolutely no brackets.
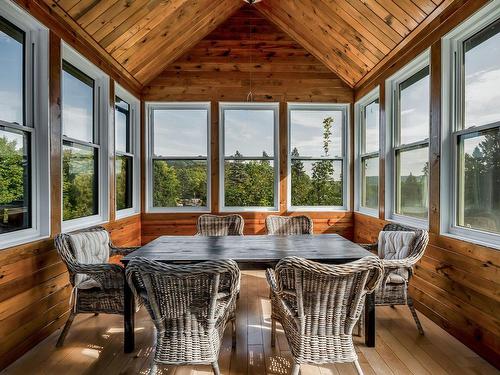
147,103,210,212
288,103,348,210
219,103,279,211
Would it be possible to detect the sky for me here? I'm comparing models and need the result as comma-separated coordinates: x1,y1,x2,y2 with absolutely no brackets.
0,29,23,127
364,100,379,154
399,73,430,145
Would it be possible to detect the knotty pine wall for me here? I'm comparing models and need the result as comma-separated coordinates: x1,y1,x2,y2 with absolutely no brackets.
141,6,355,243
354,0,499,367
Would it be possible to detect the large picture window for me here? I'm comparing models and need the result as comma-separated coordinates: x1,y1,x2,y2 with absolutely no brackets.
288,104,348,210
147,103,210,212
220,103,279,211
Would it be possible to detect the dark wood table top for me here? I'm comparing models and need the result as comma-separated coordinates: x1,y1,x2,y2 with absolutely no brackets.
121,234,372,269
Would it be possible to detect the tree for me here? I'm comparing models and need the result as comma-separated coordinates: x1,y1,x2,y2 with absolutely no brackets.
291,147,311,206
0,136,25,206
153,161,180,207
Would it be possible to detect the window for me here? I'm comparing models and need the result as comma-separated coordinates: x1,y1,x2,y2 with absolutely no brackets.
115,85,140,218
355,88,379,215
0,3,49,249
147,103,210,212
386,52,430,226
220,103,279,211
61,44,109,230
288,103,348,210
442,2,500,247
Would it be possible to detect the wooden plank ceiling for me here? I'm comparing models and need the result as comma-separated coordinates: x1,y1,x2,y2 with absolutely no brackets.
50,0,445,87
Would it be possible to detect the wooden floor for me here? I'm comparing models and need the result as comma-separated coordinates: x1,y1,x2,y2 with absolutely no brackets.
2,271,498,375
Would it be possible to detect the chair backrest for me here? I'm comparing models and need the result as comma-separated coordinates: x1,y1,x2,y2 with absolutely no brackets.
274,256,383,335
196,214,244,236
265,215,313,235
381,224,429,264
126,258,240,332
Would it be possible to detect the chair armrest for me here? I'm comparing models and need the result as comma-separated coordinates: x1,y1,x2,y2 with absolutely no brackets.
73,263,124,289
359,243,378,254
266,268,281,295
381,258,414,270
110,245,139,257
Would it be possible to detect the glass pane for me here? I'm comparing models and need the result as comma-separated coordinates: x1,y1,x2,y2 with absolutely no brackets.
115,96,130,153
62,61,94,143
458,127,500,234
152,159,207,207
399,67,429,145
153,109,207,157
464,19,500,129
0,128,30,234
224,109,275,157
396,146,429,219
290,109,343,158
63,142,97,221
0,17,24,125
225,160,274,207
291,159,343,206
116,154,133,211
363,99,379,154
361,156,379,210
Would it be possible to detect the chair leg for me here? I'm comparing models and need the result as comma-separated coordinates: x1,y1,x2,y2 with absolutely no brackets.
56,311,76,347
231,317,236,349
407,297,424,335
291,362,300,375
271,318,276,348
211,361,221,375
354,359,364,375
94,313,99,316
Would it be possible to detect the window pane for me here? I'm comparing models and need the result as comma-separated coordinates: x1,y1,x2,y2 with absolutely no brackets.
0,128,30,234
361,156,378,210
63,142,97,220
62,61,94,143
152,160,207,208
399,67,429,144
464,19,500,129
0,16,24,125
153,109,207,157
290,110,343,157
396,146,429,219
224,109,274,157
363,99,379,154
115,96,130,153
225,160,274,207
291,159,343,206
458,127,500,234
116,154,132,211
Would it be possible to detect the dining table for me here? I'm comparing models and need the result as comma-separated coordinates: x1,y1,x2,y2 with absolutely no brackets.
121,233,377,353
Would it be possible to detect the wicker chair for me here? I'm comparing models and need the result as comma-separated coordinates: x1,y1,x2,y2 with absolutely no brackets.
360,223,429,334
196,214,244,236
54,226,138,347
265,215,313,235
126,258,240,375
267,256,383,375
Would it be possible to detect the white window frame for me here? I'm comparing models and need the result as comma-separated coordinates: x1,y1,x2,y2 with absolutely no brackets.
61,42,109,232
287,103,350,212
385,50,430,229
114,84,140,219
355,87,380,217
0,2,49,249
145,102,211,213
219,102,280,212
441,1,500,249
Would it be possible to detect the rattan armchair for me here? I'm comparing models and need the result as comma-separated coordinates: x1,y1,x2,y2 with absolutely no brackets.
126,258,240,375
267,256,383,375
196,214,244,236
54,226,138,347
359,223,429,334
265,215,313,235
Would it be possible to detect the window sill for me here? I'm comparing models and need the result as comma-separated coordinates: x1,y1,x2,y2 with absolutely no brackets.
288,206,349,212
146,206,211,214
355,207,378,218
387,214,429,230
62,215,108,233
116,208,140,220
443,227,500,250
220,206,279,213
0,229,50,250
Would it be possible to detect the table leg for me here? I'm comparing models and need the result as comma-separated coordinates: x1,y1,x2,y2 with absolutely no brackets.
365,293,375,347
124,274,135,353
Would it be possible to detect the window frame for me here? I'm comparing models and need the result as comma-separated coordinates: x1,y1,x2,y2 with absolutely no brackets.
219,102,280,212
287,103,349,212
61,42,109,232
0,2,49,250
355,87,380,217
441,1,500,249
114,84,140,219
385,50,430,229
145,102,211,213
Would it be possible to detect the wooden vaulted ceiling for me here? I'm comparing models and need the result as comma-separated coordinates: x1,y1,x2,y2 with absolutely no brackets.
48,0,447,87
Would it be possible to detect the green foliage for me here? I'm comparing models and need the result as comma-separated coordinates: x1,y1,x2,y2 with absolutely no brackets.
116,155,131,211
0,136,24,205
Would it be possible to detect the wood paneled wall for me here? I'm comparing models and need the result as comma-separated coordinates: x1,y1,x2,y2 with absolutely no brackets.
141,7,355,243
354,0,499,367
